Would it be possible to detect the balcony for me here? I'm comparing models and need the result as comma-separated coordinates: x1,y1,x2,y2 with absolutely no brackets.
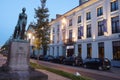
63,38,75,45
50,40,54,44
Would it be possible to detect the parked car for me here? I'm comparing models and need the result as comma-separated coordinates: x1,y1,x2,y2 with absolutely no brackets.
30,54,38,59
39,55,44,60
75,56,83,66
83,58,111,70
52,56,66,64
43,55,54,62
63,56,83,66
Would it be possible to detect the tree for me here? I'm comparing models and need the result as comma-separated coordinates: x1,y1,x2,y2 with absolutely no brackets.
34,0,50,55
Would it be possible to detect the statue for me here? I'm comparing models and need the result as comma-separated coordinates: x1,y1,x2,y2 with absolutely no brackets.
13,8,27,39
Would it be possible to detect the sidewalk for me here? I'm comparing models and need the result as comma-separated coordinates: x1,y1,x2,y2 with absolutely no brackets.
0,54,70,80
36,60,120,80
37,69,70,80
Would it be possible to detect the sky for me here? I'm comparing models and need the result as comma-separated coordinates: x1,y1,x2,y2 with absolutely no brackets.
0,0,78,46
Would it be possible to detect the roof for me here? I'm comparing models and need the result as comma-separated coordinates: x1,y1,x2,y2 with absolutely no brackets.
49,0,98,25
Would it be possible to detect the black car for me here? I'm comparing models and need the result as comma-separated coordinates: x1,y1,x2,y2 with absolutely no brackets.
39,55,44,60
52,56,66,64
43,55,54,62
63,56,83,66
83,58,111,70
30,54,38,59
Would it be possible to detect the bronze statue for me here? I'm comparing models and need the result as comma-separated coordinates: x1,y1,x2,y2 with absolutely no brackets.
13,8,27,39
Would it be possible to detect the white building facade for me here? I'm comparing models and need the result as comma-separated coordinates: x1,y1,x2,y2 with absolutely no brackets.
48,0,120,62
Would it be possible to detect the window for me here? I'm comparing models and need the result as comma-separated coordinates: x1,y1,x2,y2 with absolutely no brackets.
111,16,120,33
52,28,55,43
113,41,120,60
78,27,83,39
87,24,91,38
57,25,60,32
69,19,72,26
87,43,92,58
86,12,91,20
78,44,82,58
98,42,104,59
97,7,103,17
57,46,59,56
69,30,72,40
53,47,54,56
53,28,55,34
53,34,55,43
57,33,59,43
57,25,59,43
98,21,104,36
78,16,81,23
111,0,118,12
62,29,66,41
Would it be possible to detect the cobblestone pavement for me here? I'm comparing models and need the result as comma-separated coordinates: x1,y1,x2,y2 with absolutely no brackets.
0,54,70,80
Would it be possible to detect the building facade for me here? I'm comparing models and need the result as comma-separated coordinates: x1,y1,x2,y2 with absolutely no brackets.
48,0,120,63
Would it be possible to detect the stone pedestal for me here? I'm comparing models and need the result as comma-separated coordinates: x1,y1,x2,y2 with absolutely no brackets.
7,40,30,72
0,39,48,80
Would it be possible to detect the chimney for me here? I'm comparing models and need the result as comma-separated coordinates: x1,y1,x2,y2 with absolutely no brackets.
56,14,62,18
79,0,89,5
51,18,55,21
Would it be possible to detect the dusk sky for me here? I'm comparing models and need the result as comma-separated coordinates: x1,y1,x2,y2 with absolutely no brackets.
0,0,78,46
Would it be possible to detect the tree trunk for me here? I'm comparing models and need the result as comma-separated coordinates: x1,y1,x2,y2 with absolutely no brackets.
43,46,47,56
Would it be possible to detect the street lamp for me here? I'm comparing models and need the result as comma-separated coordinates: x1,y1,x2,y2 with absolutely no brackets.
92,35,96,41
27,33,32,40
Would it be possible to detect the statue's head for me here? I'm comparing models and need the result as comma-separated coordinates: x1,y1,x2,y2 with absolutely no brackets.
22,8,26,12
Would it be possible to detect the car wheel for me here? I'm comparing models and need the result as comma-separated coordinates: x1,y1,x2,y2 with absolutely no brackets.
107,68,110,70
83,64,87,68
63,62,66,65
98,66,103,70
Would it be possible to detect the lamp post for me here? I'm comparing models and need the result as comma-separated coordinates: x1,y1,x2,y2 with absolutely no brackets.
27,32,32,42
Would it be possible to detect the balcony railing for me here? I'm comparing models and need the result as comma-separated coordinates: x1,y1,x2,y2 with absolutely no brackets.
63,38,75,45
50,40,54,44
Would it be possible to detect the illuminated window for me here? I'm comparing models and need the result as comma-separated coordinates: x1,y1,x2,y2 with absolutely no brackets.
87,43,92,58
113,41,120,60
98,42,104,59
